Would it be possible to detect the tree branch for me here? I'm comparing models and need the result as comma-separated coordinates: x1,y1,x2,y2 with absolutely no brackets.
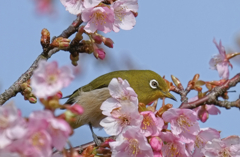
179,73,240,109
0,16,83,105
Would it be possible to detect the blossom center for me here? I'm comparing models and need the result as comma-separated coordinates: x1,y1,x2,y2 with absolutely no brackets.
219,148,231,157
141,114,154,130
119,114,130,126
115,6,127,21
176,114,194,131
47,75,57,85
165,142,179,156
125,138,140,156
31,132,46,147
195,136,204,148
91,11,107,25
213,55,225,67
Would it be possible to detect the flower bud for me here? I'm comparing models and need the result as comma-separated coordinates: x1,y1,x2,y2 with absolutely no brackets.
41,28,50,48
20,82,28,90
65,104,84,115
56,91,63,99
92,34,103,44
70,54,79,62
138,103,148,112
102,37,114,48
51,37,71,49
73,27,84,43
93,45,106,60
63,110,76,123
71,61,78,66
78,25,85,35
132,11,138,17
171,75,183,90
156,103,173,117
81,145,96,157
29,97,37,104
198,106,209,123
222,92,229,100
48,99,60,109
23,87,32,94
99,138,115,148
149,137,162,151
74,32,83,43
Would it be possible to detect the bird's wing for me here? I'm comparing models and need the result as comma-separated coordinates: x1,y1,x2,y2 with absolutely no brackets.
64,78,111,105
63,70,133,105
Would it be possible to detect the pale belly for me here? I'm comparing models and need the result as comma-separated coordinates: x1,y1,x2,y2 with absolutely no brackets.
71,88,111,129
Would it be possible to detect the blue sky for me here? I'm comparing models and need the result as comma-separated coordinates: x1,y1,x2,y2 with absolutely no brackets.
1,0,240,146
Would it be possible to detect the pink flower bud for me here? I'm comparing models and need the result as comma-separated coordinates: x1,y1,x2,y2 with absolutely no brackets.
150,137,162,152
92,34,103,44
198,107,209,123
100,138,115,148
93,45,106,60
56,91,63,99
29,97,37,104
102,37,114,48
65,104,84,115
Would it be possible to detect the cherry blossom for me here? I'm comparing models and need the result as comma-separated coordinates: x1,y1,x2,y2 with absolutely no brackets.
31,60,74,98
7,123,52,157
81,5,115,33
60,0,102,15
109,126,153,157
100,78,138,116
111,0,138,32
100,105,143,136
186,128,220,157
189,96,221,122
209,39,232,79
160,132,190,157
162,108,200,143
202,135,240,157
140,111,164,137
29,110,72,150
0,102,27,149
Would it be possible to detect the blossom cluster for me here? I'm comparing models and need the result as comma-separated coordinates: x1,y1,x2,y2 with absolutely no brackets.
60,0,138,33
0,102,72,157
100,78,240,157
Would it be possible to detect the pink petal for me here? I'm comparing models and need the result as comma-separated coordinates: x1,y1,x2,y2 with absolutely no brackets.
199,128,220,142
162,108,179,122
222,135,240,147
216,62,229,79
206,105,221,115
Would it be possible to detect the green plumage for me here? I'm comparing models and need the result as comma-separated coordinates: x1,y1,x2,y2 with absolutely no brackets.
65,70,170,105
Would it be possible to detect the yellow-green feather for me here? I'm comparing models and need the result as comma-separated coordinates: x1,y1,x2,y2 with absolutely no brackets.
65,70,168,105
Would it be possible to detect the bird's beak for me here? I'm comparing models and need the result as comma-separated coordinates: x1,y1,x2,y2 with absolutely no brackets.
163,91,177,101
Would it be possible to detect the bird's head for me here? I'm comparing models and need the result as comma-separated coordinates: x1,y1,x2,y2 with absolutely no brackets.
127,70,176,104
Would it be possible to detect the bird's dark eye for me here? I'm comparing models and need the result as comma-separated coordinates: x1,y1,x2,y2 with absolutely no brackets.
149,79,158,89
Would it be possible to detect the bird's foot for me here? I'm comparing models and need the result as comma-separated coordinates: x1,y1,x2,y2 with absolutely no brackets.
92,133,104,146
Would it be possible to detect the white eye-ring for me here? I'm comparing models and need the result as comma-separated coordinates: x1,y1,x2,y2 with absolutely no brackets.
149,79,159,89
